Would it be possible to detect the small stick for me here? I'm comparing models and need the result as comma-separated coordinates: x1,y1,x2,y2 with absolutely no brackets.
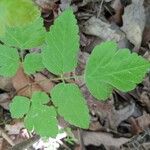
97,0,104,18
0,127,15,146
77,129,86,150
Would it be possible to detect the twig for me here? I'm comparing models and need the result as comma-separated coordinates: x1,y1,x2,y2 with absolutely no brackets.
77,129,86,150
97,0,104,18
0,127,15,146
57,139,71,150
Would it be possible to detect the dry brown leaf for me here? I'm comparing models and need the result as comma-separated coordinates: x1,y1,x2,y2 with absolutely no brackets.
12,67,42,98
89,121,102,131
121,0,146,49
5,122,24,135
142,1,150,46
0,138,3,150
0,77,14,92
142,143,150,150
34,73,54,92
82,16,125,42
83,131,130,149
139,91,150,113
60,0,71,11
135,113,150,130
109,0,124,26
34,0,57,12
88,96,135,130
0,93,10,110
128,117,142,135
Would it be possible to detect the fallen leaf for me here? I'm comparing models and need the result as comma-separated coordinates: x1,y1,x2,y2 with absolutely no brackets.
0,93,11,110
34,73,55,92
35,0,57,12
109,0,124,26
82,16,125,42
60,0,71,11
88,96,136,130
0,77,14,92
5,122,24,135
89,121,102,131
12,67,42,98
135,113,150,130
82,131,130,148
142,1,150,46
128,117,142,135
0,138,3,150
121,0,146,50
139,91,150,113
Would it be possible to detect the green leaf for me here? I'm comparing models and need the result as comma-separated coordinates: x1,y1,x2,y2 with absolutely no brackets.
24,106,58,137
1,17,46,49
10,92,58,137
31,91,50,106
85,41,150,100
51,83,90,129
0,45,20,77
0,0,40,35
10,96,30,118
23,53,45,75
42,9,79,75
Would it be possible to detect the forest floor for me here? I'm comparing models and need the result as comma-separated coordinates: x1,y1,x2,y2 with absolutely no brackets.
0,0,150,149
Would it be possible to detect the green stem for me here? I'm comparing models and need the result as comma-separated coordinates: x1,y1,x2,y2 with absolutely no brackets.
16,74,84,95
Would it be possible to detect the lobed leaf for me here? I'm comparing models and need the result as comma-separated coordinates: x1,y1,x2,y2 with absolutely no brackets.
0,45,20,77
0,0,40,35
1,17,46,50
85,41,150,100
11,92,58,137
51,83,90,129
24,106,58,137
42,9,79,75
23,53,45,75
10,96,30,118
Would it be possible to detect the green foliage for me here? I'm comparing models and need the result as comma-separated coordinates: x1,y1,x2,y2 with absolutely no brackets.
10,96,30,118
10,92,58,137
25,92,58,137
0,0,40,35
0,45,20,77
31,91,50,106
4,7,149,138
1,17,46,50
42,9,79,75
85,41,150,100
51,83,90,128
23,53,45,75
25,105,58,137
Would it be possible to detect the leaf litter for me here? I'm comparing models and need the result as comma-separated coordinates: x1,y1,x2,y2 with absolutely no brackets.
0,0,150,149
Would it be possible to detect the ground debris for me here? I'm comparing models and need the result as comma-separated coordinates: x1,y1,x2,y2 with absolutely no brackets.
82,131,130,149
121,0,146,50
82,16,125,42
122,128,150,150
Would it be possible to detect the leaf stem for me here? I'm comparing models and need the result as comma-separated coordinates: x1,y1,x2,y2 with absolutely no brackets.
15,74,84,95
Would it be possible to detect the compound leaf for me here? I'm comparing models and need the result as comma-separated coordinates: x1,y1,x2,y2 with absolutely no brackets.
0,0,40,35
51,83,90,129
0,45,20,77
24,106,58,137
85,41,150,100
10,96,30,118
2,17,46,50
42,9,79,75
31,91,50,106
23,53,45,75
